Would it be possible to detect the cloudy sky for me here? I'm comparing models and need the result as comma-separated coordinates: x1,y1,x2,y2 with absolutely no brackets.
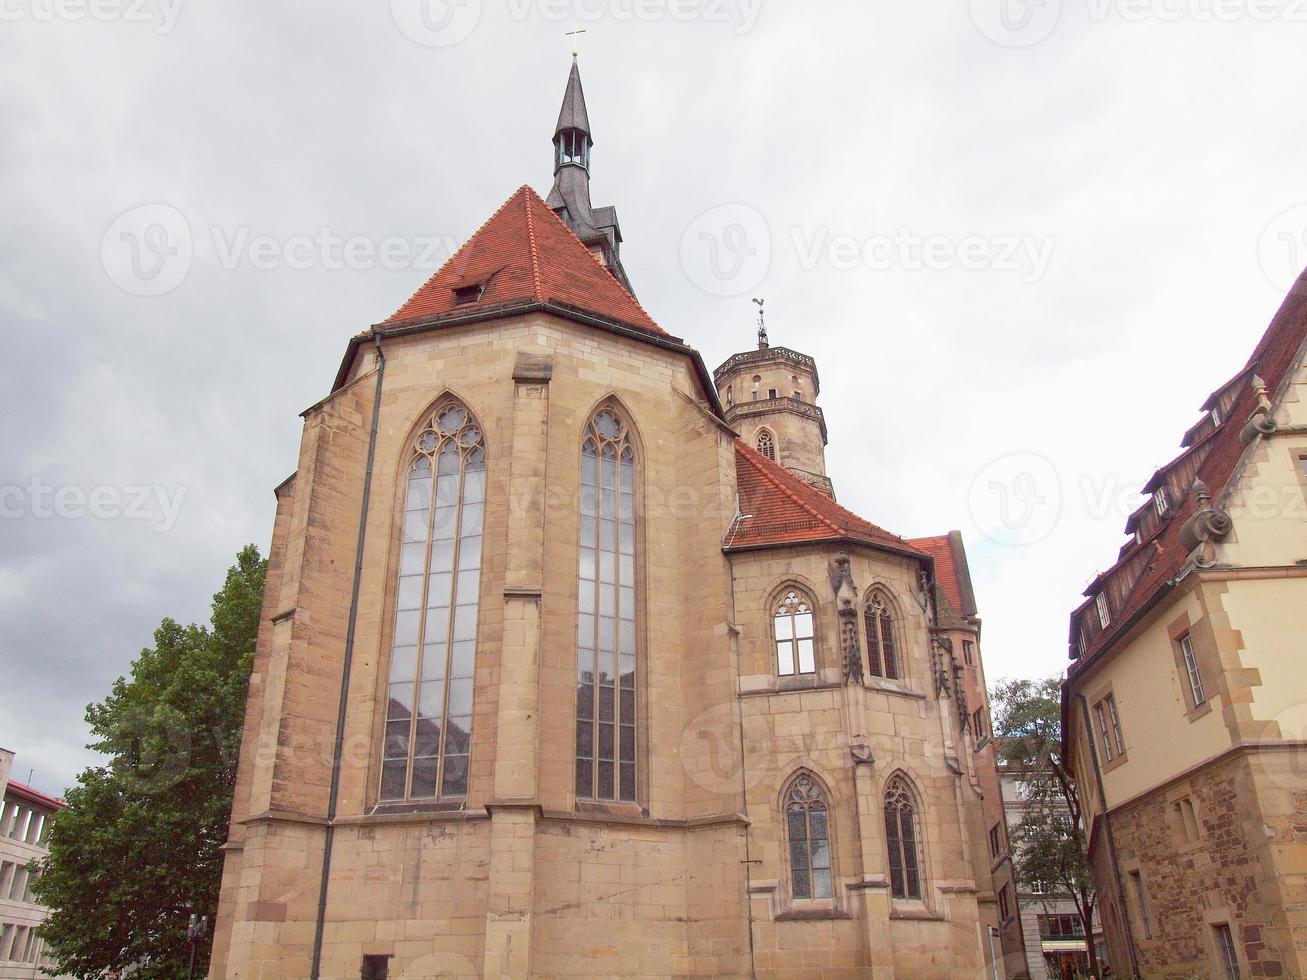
2,0,1304,797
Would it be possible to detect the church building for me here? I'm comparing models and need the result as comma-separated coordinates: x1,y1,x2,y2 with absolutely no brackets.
211,60,1025,979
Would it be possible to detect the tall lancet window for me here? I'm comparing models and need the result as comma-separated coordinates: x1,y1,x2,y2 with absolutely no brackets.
884,776,923,900
381,402,486,803
785,772,833,900
577,408,638,804
756,429,776,462
865,591,901,680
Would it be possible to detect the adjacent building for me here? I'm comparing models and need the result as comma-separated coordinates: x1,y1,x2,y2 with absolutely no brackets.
0,748,67,978
1063,269,1307,977
211,60,1025,978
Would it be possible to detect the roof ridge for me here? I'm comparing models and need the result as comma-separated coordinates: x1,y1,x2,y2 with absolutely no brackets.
736,439,843,536
520,185,545,302
522,184,664,330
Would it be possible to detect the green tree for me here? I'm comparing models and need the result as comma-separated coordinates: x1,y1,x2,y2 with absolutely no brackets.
34,546,266,979
991,676,1100,979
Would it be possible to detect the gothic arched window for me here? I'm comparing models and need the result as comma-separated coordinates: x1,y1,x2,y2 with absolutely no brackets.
381,401,486,803
884,776,922,900
865,591,901,680
577,407,638,804
785,773,833,900
756,429,776,462
773,590,816,677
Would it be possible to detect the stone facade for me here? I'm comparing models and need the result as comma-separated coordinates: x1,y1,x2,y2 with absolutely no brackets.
210,61,1021,980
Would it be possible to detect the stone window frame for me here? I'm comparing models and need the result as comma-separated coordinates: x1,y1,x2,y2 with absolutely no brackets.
1087,682,1128,773
1165,788,1204,852
1125,867,1154,941
574,400,645,809
1166,612,1215,724
863,586,907,682
1204,910,1249,980
777,769,840,917
883,770,929,909
755,427,777,463
1288,443,1307,514
373,395,489,811
767,582,823,685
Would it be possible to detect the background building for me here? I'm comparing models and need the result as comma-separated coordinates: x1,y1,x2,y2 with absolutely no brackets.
0,747,67,978
1063,268,1307,977
997,754,1100,980
210,60,1024,979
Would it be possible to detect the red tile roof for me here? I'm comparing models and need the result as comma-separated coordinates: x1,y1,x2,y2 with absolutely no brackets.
383,185,666,337
6,779,65,811
909,534,964,612
726,440,926,558
1071,269,1307,673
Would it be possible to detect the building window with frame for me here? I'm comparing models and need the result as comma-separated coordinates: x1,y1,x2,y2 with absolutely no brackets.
963,640,975,666
773,590,816,677
784,772,833,900
380,401,487,804
1129,871,1153,939
989,823,1003,859
1154,486,1170,516
884,775,923,901
973,708,986,741
1105,693,1125,755
1095,592,1111,629
576,407,639,804
1174,796,1201,842
1094,701,1114,763
1215,923,1242,980
1178,633,1207,708
864,591,901,680
756,428,777,462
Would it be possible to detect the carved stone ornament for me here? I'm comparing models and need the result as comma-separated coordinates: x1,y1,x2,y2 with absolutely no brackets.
1179,478,1233,567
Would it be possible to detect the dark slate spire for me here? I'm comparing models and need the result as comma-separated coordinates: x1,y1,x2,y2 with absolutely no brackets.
546,58,634,296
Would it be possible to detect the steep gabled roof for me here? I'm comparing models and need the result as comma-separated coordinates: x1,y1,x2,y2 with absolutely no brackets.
908,532,979,619
1070,268,1307,674
726,440,926,559
383,185,664,337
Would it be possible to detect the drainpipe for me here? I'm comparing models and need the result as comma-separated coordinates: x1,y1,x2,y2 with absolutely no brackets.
1076,694,1141,979
310,334,386,979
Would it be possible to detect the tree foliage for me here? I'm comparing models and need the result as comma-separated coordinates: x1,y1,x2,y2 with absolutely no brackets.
991,676,1100,977
34,546,265,979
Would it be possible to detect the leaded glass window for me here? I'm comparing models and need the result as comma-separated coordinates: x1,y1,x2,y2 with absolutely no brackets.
380,402,486,803
756,429,776,462
865,592,900,679
884,776,922,900
785,773,832,900
774,590,815,676
576,408,638,803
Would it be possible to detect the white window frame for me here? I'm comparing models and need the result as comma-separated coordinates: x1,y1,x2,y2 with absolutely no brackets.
1095,593,1111,629
1154,486,1170,516
1179,633,1206,708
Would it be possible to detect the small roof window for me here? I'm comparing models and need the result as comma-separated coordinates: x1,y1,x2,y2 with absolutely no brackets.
453,284,485,306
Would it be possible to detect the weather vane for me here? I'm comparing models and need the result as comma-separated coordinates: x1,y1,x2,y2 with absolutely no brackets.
753,297,768,349
566,25,587,58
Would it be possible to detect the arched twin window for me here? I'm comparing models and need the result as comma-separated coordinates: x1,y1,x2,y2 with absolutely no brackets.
756,429,776,462
381,401,486,803
773,590,816,677
784,773,832,900
576,407,639,804
884,775,923,900
864,591,901,680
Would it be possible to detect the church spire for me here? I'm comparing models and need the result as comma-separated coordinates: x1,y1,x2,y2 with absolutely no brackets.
546,58,634,296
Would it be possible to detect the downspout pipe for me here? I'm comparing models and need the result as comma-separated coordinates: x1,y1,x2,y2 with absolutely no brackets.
311,334,386,979
1077,693,1141,979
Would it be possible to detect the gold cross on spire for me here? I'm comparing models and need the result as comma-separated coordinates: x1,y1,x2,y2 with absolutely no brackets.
566,24,587,58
